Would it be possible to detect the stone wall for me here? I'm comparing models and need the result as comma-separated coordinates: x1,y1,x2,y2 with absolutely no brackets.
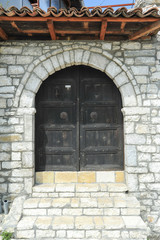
0,34,160,238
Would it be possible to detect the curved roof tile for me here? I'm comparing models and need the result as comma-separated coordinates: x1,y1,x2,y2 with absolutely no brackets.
0,6,160,18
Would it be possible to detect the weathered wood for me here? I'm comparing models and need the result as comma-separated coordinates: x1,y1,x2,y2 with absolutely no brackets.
129,20,160,40
47,19,56,40
100,21,107,40
121,22,126,32
56,30,131,35
0,16,159,23
0,27,8,40
83,22,89,30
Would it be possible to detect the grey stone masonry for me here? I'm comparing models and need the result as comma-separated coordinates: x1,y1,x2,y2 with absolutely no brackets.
0,33,160,239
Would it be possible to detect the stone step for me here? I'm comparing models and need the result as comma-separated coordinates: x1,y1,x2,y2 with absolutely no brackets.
16,215,147,239
32,183,128,198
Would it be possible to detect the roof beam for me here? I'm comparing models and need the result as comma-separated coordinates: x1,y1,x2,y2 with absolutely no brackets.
0,16,159,23
121,22,126,33
0,27,8,40
129,20,160,40
47,19,56,40
100,20,107,40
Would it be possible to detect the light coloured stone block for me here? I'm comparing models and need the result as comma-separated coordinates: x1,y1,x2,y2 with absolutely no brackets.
56,183,74,192
105,61,122,78
23,209,46,216
48,209,62,216
103,216,124,229
67,230,84,238
96,172,115,183
17,217,36,230
36,171,54,184
116,171,125,183
16,230,35,239
75,216,94,229
63,208,82,216
98,198,113,207
24,198,40,208
89,53,109,71
86,230,101,239
8,183,23,193
36,230,55,238
39,198,52,208
107,183,128,192
52,216,74,229
122,216,146,229
76,184,99,192
52,198,70,208
93,216,104,229
149,162,160,173
78,172,96,183
102,230,121,238
55,172,77,183
80,198,97,208
35,216,52,229
125,145,137,167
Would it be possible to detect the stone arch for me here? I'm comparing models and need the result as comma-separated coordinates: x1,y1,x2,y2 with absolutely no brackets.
14,47,140,109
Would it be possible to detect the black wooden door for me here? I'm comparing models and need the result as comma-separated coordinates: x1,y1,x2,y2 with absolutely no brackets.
35,66,124,171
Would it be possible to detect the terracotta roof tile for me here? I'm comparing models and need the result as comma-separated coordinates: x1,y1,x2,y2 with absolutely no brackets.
0,6,160,18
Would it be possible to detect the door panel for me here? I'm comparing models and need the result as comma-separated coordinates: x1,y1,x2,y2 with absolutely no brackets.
35,66,124,171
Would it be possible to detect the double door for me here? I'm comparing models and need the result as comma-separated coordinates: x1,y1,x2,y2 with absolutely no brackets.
35,66,123,171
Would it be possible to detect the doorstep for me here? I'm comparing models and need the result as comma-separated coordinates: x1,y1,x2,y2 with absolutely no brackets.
36,171,125,184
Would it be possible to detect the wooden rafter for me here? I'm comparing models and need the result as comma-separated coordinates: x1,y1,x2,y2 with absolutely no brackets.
121,22,126,33
100,21,107,40
0,27,8,40
129,20,160,40
47,19,56,40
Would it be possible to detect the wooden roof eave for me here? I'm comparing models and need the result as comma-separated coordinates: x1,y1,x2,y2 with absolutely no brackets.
0,16,160,41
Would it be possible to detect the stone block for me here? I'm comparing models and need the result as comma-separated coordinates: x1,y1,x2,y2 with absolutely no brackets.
116,171,125,183
17,216,36,230
33,184,55,192
25,73,42,93
55,172,77,183
56,183,74,192
52,198,70,208
122,216,146,229
2,162,21,169
39,198,52,208
67,230,84,238
126,134,146,145
83,208,103,215
121,208,140,215
103,216,124,229
102,230,120,238
16,230,35,238
149,163,160,173
0,68,7,75
114,197,126,207
33,64,49,81
139,173,154,183
98,198,113,207
0,183,7,193
104,208,120,216
8,66,24,75
23,209,46,216
0,152,10,161
35,216,52,229
24,198,39,208
22,152,33,168
12,142,32,152
36,230,55,238
17,56,33,65
48,209,62,216
52,216,74,229
0,86,15,93
75,216,94,229
80,198,97,208
93,216,104,229
107,183,128,192
105,61,122,78
86,230,101,239
56,230,66,238
12,169,33,177
8,183,23,193
102,42,112,50
89,53,109,71
20,90,34,107
76,184,99,192
36,171,54,184
96,171,115,183
63,208,82,215
22,47,42,56
78,172,95,183
0,76,12,86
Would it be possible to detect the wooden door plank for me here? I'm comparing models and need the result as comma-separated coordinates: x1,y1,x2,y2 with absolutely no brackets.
129,20,160,40
0,27,8,40
47,19,56,40
100,20,107,40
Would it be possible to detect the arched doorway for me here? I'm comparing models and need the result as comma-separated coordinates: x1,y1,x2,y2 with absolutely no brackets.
35,66,124,171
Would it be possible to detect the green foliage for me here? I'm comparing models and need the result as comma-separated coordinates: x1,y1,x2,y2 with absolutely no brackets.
1,231,13,240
